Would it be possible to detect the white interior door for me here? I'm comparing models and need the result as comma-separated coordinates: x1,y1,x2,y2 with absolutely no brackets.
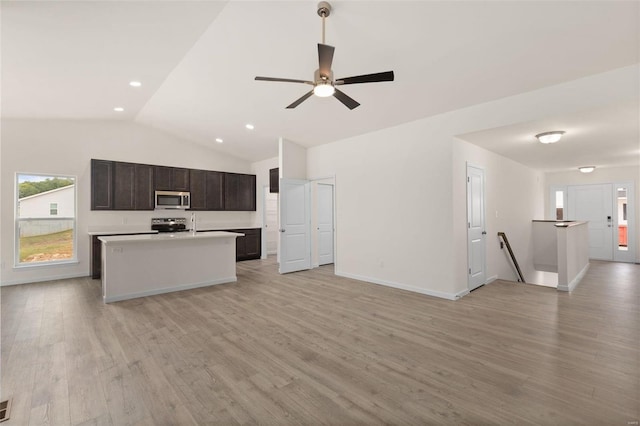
317,183,334,265
467,165,486,291
567,184,613,260
263,188,278,256
279,179,311,274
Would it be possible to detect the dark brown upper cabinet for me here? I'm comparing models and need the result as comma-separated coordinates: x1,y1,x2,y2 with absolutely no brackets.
155,166,190,191
189,169,207,210
190,170,225,211
91,159,114,210
91,159,255,211
113,162,135,210
206,171,225,210
225,173,256,211
134,164,155,210
113,162,155,211
269,167,279,193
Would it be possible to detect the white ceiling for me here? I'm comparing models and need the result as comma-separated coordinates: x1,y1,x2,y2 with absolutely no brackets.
2,1,639,168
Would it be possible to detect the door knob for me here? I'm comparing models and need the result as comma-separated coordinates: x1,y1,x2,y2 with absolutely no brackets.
482,231,487,235
279,229,285,233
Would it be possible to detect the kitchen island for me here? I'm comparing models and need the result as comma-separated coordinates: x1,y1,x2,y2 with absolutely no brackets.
98,231,243,303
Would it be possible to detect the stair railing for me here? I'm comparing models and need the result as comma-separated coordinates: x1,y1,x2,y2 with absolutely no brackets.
497,232,526,283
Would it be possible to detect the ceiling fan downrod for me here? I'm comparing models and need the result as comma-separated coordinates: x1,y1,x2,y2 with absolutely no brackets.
317,1,331,44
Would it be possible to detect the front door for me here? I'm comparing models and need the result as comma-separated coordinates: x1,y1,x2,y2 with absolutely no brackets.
279,179,311,274
467,164,486,291
567,184,613,260
317,183,334,265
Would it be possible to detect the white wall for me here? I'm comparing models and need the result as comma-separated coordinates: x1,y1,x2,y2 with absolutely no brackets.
307,66,634,299
1,119,255,285
545,165,640,262
279,138,307,180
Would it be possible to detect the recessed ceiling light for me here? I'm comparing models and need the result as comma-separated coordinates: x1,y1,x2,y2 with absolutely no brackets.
113,107,124,112
245,123,254,130
129,81,142,87
535,131,565,144
215,138,223,143
579,166,595,173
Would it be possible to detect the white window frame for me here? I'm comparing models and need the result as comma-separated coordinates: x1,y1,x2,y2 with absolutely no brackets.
15,172,78,268
50,202,58,216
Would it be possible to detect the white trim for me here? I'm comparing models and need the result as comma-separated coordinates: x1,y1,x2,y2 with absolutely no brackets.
261,185,269,260
485,275,499,284
103,276,237,303
0,271,87,286
12,259,79,270
335,270,463,301
557,263,589,292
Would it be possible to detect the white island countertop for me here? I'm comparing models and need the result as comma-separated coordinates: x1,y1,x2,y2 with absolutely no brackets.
99,231,244,244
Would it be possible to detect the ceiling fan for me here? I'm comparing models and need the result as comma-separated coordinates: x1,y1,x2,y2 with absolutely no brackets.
255,1,394,110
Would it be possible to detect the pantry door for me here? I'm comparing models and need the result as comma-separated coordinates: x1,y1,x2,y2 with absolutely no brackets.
279,179,311,274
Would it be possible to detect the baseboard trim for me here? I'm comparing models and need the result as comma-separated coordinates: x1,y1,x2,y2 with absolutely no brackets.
1,272,88,287
485,275,499,284
103,276,237,303
335,270,461,301
557,263,590,292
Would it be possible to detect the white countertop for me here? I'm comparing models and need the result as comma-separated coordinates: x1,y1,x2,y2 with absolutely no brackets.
99,231,244,244
88,224,260,235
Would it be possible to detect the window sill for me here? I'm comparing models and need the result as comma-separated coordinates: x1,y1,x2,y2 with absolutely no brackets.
13,259,79,270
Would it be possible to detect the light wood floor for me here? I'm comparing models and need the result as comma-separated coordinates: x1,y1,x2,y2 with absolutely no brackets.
1,258,638,425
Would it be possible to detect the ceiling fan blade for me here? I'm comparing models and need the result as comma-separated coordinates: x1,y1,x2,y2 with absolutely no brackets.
333,88,360,110
336,71,394,85
318,43,335,79
255,76,313,85
286,90,314,109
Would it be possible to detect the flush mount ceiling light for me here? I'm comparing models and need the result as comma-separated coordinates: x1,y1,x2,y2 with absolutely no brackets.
579,166,595,173
113,107,124,112
245,124,254,130
215,138,223,143
535,131,565,144
129,81,142,87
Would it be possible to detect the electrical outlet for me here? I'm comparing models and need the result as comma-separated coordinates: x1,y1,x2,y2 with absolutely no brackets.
122,217,128,225
112,247,123,253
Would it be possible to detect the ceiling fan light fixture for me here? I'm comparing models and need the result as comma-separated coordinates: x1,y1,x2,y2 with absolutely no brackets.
579,166,595,173
313,81,335,97
535,130,565,144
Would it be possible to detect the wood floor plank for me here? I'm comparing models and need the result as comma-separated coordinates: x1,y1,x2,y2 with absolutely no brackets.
1,258,638,425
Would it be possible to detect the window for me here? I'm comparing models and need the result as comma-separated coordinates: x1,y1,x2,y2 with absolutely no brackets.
554,189,564,220
16,173,76,266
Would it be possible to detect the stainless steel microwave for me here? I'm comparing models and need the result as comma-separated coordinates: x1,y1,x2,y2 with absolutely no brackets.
155,191,190,210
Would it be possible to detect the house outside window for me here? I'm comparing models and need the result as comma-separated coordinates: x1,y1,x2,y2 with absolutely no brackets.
16,173,76,266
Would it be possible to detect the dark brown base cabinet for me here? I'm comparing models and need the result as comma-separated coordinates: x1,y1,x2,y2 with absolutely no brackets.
231,228,261,261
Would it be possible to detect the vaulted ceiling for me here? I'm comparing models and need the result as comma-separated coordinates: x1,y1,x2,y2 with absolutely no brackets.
2,1,639,170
